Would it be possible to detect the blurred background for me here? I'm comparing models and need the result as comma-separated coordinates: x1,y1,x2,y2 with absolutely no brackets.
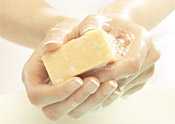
0,0,175,124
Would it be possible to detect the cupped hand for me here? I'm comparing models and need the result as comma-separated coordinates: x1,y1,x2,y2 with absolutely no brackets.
22,15,160,120
61,15,160,118
22,20,104,120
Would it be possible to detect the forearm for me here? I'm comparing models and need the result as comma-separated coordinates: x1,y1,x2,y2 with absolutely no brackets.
0,0,77,49
99,0,175,30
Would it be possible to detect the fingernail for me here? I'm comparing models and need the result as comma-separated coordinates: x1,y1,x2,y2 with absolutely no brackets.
106,80,118,95
101,80,118,98
69,77,83,88
85,78,100,94
43,40,60,53
108,80,118,91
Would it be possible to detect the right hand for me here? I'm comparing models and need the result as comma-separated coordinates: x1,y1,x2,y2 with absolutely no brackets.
22,20,101,120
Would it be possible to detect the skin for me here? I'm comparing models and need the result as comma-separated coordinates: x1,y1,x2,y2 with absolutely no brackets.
0,0,173,120
0,0,77,48
100,0,175,30
38,15,159,119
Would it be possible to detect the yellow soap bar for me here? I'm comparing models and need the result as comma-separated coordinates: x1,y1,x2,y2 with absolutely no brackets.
42,29,116,84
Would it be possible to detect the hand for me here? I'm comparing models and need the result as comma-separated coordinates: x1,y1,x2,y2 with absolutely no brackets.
61,15,160,118
22,19,118,120
23,15,159,120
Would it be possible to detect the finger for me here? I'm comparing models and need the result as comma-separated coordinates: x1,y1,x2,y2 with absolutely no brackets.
116,55,156,89
117,65,154,91
26,77,83,107
103,81,144,108
122,83,145,97
39,19,79,55
121,65,154,95
102,89,121,107
42,77,100,120
81,58,140,82
26,22,80,85
43,27,67,52
68,80,118,118
39,28,68,55
79,15,112,35
102,66,154,107
64,15,112,42
24,41,61,86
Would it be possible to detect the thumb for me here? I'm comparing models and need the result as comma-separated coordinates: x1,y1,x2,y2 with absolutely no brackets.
39,18,79,55
40,26,69,54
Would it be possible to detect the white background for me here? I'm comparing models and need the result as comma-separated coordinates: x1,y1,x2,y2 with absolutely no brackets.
0,1,175,124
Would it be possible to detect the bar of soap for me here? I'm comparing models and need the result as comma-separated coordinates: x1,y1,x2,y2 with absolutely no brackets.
42,29,117,84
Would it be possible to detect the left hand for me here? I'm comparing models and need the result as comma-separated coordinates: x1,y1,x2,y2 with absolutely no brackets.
61,15,160,118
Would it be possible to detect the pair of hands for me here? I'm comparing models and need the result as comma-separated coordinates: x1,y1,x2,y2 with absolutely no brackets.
23,15,160,120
